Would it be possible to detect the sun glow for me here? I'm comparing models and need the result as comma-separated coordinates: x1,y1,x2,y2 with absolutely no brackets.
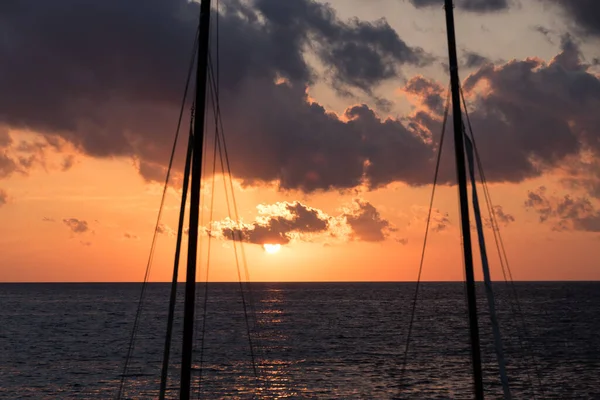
263,243,281,254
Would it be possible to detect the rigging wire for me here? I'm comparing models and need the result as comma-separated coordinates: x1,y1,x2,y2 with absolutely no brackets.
117,26,200,400
195,3,263,395
196,70,221,397
193,4,220,395
207,54,260,381
399,86,451,389
460,88,546,397
212,3,270,391
464,132,512,399
158,27,200,400
194,14,263,392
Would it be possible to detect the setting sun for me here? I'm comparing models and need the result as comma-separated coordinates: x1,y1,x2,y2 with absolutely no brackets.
263,243,281,254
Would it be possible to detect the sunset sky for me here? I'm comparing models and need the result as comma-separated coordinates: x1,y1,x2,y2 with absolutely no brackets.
2,0,600,282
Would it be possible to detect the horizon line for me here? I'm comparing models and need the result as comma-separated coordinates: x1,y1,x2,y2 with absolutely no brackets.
2,280,598,284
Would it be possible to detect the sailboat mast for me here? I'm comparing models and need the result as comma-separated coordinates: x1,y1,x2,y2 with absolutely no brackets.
180,0,212,399
443,1,484,398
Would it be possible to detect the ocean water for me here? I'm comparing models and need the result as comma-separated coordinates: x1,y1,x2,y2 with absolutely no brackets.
0,282,598,399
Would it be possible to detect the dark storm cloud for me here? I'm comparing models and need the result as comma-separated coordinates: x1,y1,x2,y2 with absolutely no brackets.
460,36,600,186
543,1,600,36
525,186,600,232
3,1,600,194
62,218,89,233
408,0,510,12
0,0,434,192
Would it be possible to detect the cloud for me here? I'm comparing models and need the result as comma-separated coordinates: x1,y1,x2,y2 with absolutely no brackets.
0,188,7,207
484,205,515,229
410,205,451,232
0,129,11,148
408,0,511,12
255,0,432,93
460,35,600,189
542,1,600,37
462,51,491,69
0,0,432,189
211,199,398,246
2,1,600,196
342,199,397,242
42,217,55,222
525,186,600,232
0,130,72,179
217,201,330,245
62,218,89,234
123,232,139,240
157,223,176,236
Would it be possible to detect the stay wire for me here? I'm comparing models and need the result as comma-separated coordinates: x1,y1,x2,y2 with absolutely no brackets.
459,87,545,398
399,85,451,389
196,74,220,398
116,25,200,400
207,56,260,383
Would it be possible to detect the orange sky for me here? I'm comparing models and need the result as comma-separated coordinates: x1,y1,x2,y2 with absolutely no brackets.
1,0,600,282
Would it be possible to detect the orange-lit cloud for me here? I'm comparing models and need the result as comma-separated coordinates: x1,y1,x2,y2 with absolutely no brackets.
209,199,404,246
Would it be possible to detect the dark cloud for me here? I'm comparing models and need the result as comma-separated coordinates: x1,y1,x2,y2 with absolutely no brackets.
0,188,7,207
533,25,556,44
3,1,600,195
343,199,396,242
0,130,11,148
219,201,330,245
484,205,515,229
543,1,600,36
0,0,431,189
525,186,600,232
213,199,398,245
62,218,89,234
124,232,139,240
460,35,600,187
0,152,19,179
404,75,446,115
462,51,491,69
408,0,511,12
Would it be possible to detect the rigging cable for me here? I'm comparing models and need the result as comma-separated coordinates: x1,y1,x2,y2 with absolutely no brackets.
158,27,200,400
196,70,221,397
117,26,200,400
399,85,451,390
207,55,260,381
460,88,546,398
464,133,512,399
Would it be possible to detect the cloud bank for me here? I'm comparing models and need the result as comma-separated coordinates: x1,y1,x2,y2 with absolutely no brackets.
1,0,599,197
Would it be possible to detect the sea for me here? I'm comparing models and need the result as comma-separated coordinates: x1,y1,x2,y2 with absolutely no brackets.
1,282,598,399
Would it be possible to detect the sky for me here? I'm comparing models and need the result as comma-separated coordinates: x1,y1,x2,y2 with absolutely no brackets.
1,0,600,282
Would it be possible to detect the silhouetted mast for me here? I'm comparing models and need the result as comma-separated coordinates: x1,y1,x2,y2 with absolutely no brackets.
180,0,212,399
443,0,484,398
